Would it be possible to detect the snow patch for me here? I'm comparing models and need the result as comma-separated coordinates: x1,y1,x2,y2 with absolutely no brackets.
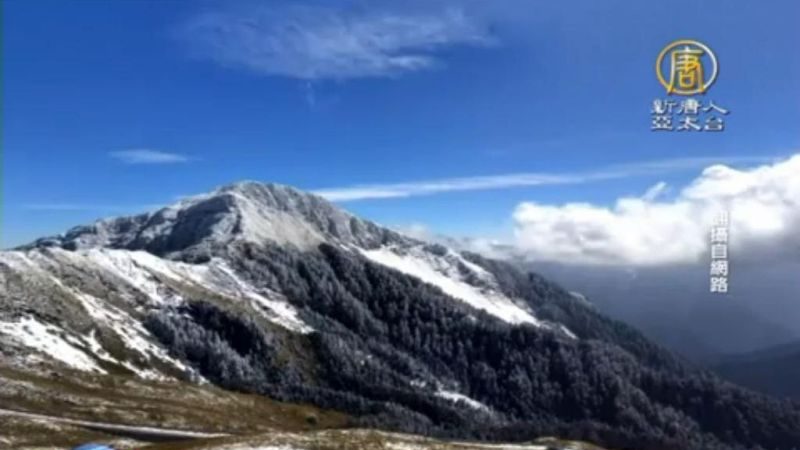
558,324,578,340
207,260,314,334
73,249,186,307
73,291,191,377
0,316,103,373
435,390,490,412
231,190,326,250
359,245,542,326
386,444,428,450
1,247,311,379
63,248,313,334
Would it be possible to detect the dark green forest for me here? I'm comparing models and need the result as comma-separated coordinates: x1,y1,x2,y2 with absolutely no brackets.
144,241,800,450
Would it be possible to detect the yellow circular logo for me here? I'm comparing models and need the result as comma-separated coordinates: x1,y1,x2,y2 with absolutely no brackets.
656,39,718,95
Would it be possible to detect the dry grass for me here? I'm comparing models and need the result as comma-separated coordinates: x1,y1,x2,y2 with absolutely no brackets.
0,364,349,446
1,416,120,449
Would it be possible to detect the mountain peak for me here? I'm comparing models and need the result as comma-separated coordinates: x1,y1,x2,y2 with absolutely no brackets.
24,180,408,256
212,179,304,199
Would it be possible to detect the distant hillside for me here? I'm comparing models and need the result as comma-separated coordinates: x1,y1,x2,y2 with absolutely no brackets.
714,341,800,400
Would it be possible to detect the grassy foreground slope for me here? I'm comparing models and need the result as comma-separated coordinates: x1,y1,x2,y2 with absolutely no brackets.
0,364,348,448
0,363,608,450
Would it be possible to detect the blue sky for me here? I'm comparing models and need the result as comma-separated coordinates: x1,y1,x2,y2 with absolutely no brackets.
3,0,799,248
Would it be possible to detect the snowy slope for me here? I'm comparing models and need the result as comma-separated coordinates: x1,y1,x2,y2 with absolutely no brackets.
358,244,575,338
0,247,312,377
0,316,104,372
359,245,541,325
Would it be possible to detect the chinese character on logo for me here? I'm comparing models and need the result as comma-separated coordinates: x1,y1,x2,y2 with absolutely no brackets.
668,46,706,94
656,40,718,96
679,98,701,115
676,116,702,131
651,115,673,131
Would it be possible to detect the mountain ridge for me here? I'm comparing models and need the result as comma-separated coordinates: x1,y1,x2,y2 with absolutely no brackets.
3,180,800,450
22,181,410,256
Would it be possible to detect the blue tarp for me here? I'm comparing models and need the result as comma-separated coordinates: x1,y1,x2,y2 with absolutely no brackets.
72,444,115,450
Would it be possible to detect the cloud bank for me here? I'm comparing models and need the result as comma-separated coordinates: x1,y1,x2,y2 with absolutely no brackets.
512,155,800,266
177,3,493,80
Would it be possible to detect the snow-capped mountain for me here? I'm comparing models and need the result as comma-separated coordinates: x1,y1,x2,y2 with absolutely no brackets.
3,182,569,378
2,181,800,450
25,182,407,254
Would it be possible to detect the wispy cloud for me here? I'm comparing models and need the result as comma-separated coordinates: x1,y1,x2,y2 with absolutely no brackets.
314,156,778,201
109,149,190,165
21,203,161,212
176,3,494,81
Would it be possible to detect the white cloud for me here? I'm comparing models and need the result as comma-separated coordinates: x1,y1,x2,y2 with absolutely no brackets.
177,3,493,80
109,149,189,165
512,154,800,266
314,156,774,201
392,223,434,240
